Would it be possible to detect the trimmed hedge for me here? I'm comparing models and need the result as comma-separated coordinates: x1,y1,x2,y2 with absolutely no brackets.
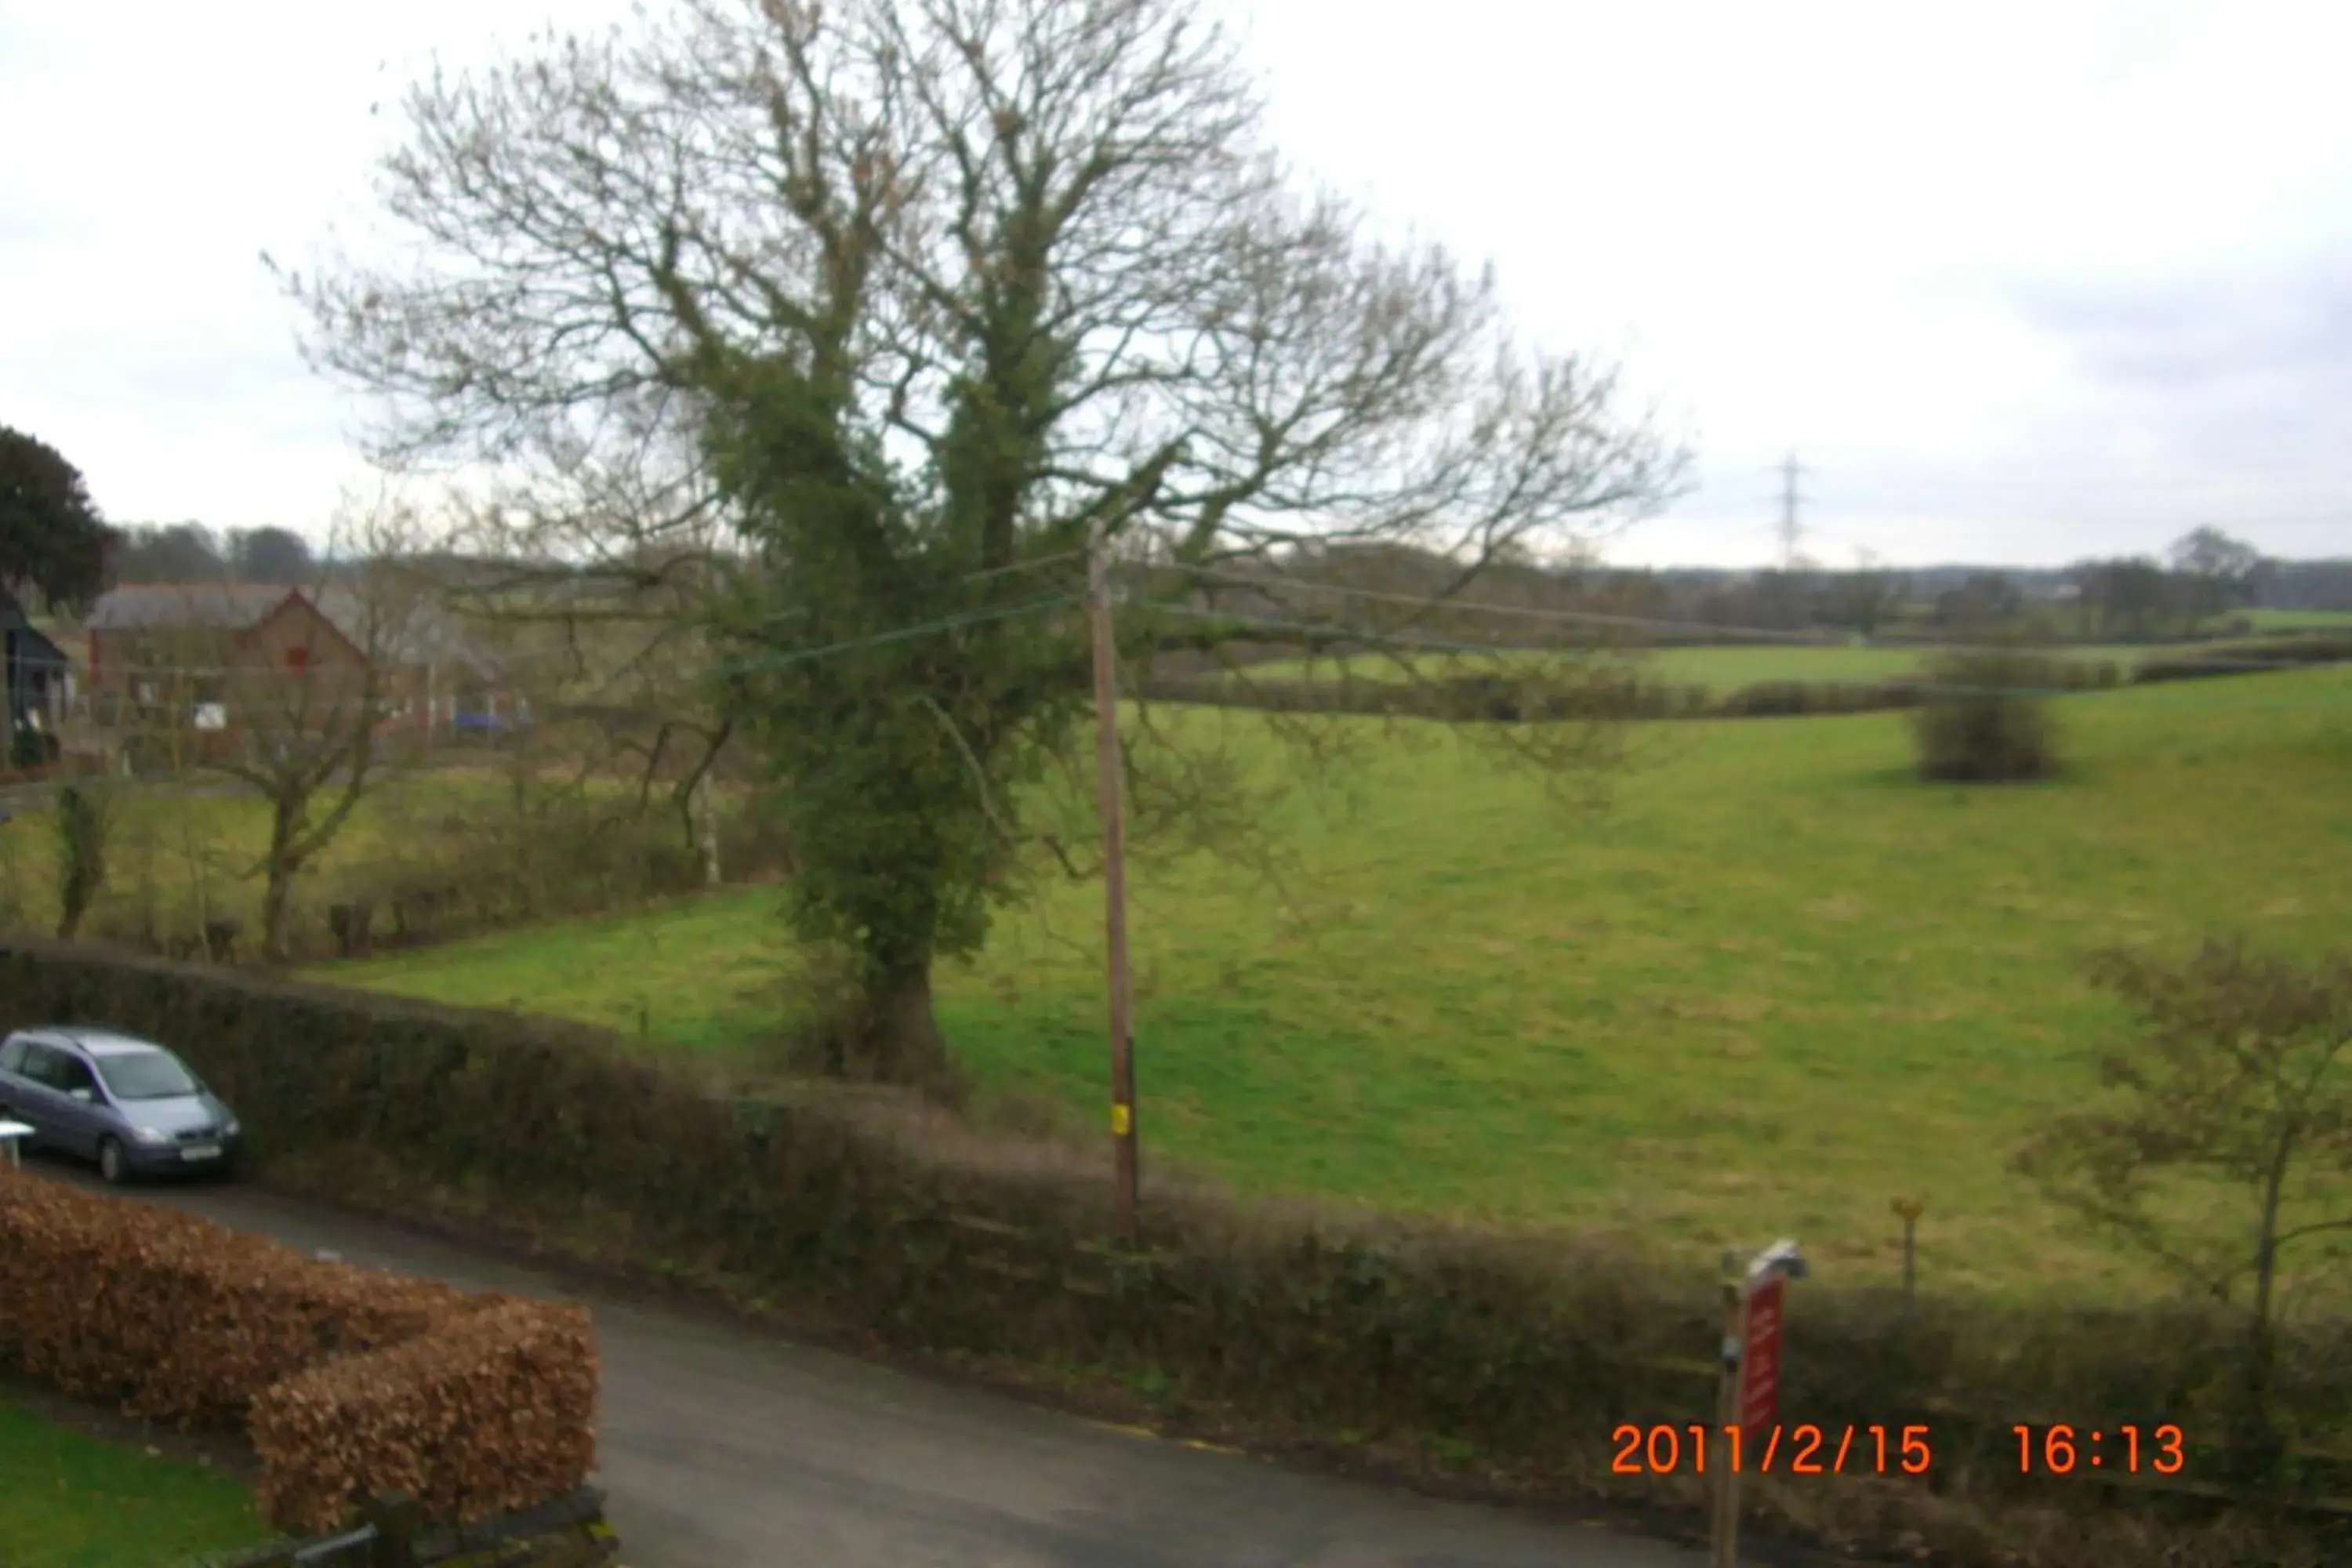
252,1301,598,1534
0,1163,597,1535
1140,656,2131,727
0,1169,477,1428
3,938,2350,1564
2136,633,2352,686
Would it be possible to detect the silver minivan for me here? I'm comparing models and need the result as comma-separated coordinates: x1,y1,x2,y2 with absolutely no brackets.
0,1026,241,1183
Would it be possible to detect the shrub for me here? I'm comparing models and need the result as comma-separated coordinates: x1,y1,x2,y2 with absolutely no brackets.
0,1161,597,1534
0,1167,478,1427
252,1300,597,1533
1909,650,2062,782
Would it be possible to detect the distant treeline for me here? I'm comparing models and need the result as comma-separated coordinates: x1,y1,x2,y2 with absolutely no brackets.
1144,532,2352,650
103,522,324,587
86,524,2352,650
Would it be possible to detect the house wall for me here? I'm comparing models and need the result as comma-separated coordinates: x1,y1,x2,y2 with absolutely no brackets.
85,593,483,743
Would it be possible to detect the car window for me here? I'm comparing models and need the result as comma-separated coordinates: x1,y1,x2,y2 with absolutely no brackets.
16,1043,62,1088
47,1052,98,1096
0,1037,24,1075
95,1049,199,1102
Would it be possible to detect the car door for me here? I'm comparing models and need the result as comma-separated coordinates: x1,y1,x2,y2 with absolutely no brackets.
9,1041,69,1149
42,1048,107,1159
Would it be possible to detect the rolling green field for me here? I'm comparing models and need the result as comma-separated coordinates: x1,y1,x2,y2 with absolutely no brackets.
0,1401,268,1568
317,667,2352,1297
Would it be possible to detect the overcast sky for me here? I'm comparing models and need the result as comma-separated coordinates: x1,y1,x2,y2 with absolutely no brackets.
3,0,2348,568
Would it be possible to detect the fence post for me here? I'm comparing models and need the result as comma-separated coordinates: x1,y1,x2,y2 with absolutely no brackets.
1892,1199,1922,1319
365,1492,419,1568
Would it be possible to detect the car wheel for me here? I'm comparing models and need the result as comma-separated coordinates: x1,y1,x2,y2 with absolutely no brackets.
97,1137,129,1185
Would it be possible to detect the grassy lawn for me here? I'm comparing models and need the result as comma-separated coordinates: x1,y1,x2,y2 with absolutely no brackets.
0,1401,269,1568
318,667,2352,1298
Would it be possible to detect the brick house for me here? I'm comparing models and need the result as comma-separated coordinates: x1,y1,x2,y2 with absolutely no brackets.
83,583,509,750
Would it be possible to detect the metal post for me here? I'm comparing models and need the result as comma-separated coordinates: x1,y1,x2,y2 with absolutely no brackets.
1711,1251,1745,1568
1088,528,1139,1240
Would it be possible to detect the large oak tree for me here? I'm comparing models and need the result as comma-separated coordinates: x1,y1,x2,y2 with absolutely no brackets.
283,0,1684,1080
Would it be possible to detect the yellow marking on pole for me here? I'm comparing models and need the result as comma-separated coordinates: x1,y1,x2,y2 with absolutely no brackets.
1111,1102,1132,1136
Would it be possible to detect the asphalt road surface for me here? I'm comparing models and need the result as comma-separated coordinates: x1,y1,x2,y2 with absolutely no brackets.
28,1164,1710,1568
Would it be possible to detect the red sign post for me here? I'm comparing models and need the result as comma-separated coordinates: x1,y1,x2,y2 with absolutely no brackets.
1713,1243,1806,1568
1737,1274,1786,1439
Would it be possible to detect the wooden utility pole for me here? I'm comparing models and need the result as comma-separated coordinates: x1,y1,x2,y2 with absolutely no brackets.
1088,528,1140,1240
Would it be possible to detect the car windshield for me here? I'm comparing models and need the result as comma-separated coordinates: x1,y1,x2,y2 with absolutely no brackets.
94,1048,199,1101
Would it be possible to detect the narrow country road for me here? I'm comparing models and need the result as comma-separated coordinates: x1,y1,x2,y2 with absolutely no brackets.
31,1166,1714,1568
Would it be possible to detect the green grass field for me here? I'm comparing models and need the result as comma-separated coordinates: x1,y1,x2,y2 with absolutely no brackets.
0,1402,268,1567
317,668,2352,1298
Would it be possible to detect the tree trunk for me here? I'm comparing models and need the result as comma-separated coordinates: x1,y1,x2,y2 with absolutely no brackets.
848,955,956,1092
2236,1160,2292,1484
695,776,721,887
261,797,301,960
260,862,295,960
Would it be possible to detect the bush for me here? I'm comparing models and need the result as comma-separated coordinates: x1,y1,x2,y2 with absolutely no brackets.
0,1161,597,1534
281,784,799,960
5,936,2352,1564
252,1300,597,1534
0,1169,476,1428
8,726,57,771
1909,650,2063,782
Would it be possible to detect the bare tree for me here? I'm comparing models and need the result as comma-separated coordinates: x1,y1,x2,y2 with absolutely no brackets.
201,498,431,958
2015,940,2352,1472
281,0,1686,1078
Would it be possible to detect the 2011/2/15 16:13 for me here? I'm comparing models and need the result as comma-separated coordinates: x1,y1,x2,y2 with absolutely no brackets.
2013,1425,2186,1474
